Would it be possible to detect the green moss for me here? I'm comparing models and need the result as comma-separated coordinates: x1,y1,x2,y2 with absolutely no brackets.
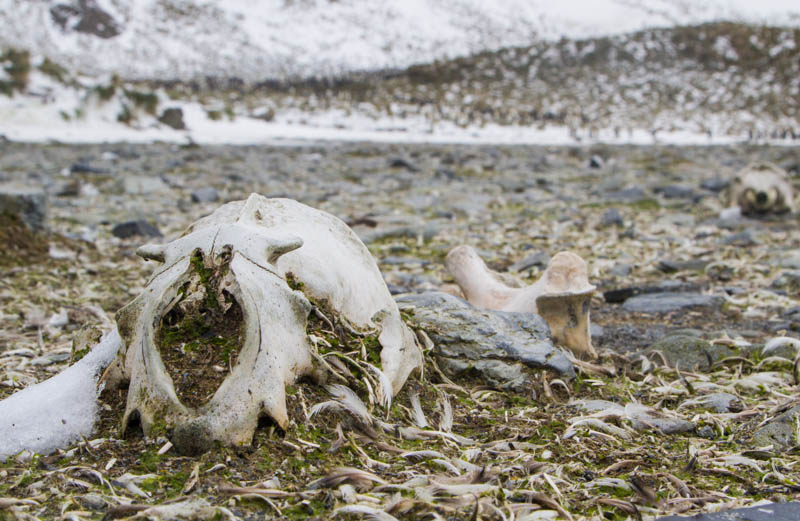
137,448,164,472
95,84,116,101
285,272,305,291
124,89,159,114
117,104,133,124
38,57,67,83
70,347,89,363
284,499,327,519
0,48,30,95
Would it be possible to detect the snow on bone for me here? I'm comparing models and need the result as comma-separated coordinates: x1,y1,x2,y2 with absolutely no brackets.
0,329,121,460
445,246,598,360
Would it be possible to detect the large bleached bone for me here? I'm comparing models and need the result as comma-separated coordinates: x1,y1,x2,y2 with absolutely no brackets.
727,162,794,216
111,195,421,454
445,246,597,360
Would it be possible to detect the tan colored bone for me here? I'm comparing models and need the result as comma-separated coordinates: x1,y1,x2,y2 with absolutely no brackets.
727,162,794,216
445,246,598,360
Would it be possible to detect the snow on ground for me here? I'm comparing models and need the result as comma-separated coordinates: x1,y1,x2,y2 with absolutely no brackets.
0,95,782,147
0,329,121,460
1,0,799,81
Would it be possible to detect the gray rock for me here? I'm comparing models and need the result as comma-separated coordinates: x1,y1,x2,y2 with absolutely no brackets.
753,406,800,449
388,157,419,172
0,183,47,231
656,502,800,521
607,187,646,202
629,409,694,434
590,323,604,340
623,292,724,314
603,281,703,303
158,107,186,130
70,162,109,174
600,208,624,227
508,251,550,272
647,334,738,371
359,224,441,244
655,212,695,228
396,292,574,390
122,175,168,195
699,178,729,193
609,263,633,277
191,187,219,203
571,400,693,434
657,185,695,199
657,259,709,273
775,251,800,270
587,155,604,169
50,0,121,38
771,271,800,293
721,230,759,247
572,399,622,413
111,220,162,239
380,256,429,266
680,392,744,413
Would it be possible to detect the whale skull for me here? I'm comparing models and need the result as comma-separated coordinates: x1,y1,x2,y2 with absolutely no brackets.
727,162,794,216
108,194,421,454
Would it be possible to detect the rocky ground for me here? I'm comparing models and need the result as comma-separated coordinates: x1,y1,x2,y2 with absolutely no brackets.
0,141,799,520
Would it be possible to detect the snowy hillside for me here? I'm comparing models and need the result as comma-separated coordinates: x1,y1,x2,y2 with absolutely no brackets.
1,0,799,82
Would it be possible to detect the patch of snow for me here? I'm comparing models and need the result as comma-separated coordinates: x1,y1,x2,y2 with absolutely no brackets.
0,94,790,147
1,0,799,81
0,329,121,460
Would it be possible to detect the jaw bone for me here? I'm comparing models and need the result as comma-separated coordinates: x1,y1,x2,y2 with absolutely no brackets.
112,194,422,454
445,246,598,360
727,162,795,216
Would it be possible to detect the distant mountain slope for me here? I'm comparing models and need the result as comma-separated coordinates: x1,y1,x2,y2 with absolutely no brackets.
1,0,799,82
267,22,800,138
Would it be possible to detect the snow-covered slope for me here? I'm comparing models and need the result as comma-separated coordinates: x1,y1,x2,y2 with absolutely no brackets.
1,0,799,82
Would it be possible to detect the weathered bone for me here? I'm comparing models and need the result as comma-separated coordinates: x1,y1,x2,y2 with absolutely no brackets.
445,246,597,360
111,194,421,454
727,162,794,216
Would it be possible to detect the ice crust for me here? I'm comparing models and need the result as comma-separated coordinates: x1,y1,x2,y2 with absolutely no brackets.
0,329,121,460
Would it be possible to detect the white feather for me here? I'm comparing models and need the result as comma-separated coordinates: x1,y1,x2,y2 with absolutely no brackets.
365,363,393,410
409,390,428,428
311,385,374,424
332,504,400,521
439,394,453,432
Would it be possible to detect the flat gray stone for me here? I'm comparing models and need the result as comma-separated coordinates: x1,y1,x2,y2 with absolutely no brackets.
648,334,739,371
111,220,162,239
508,251,550,272
680,392,744,413
775,251,800,270
656,502,800,521
396,291,574,390
122,175,168,195
752,406,800,450
0,183,47,231
603,281,702,304
571,400,693,434
623,292,724,313
600,208,624,228
771,271,800,292
191,187,219,203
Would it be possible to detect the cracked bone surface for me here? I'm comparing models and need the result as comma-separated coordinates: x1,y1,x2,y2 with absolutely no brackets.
445,246,597,360
727,161,795,216
112,194,421,455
